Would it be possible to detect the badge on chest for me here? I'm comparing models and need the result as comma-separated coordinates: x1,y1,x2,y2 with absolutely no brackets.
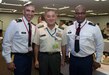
75,35,80,40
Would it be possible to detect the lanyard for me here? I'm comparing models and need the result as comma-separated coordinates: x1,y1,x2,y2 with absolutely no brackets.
46,28,56,39
22,18,31,34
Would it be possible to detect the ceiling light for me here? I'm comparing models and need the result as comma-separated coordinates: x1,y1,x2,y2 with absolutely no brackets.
1,2,22,6
101,0,107,1
59,13,66,15
13,10,17,12
0,0,2,3
43,7,57,10
86,10,93,13
23,1,32,6
89,13,97,15
39,12,45,14
58,6,69,10
67,15,74,17
94,0,100,1
98,13,108,15
0,11,12,13
94,0,107,1
0,8,17,12
19,0,30,2
71,10,75,12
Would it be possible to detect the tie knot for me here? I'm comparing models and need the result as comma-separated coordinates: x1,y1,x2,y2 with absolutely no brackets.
28,23,31,25
78,23,81,27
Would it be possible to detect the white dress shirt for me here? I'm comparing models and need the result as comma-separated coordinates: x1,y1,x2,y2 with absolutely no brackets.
66,19,104,62
2,16,37,63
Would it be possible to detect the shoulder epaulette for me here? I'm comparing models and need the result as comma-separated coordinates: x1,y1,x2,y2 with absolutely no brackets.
31,22,36,26
15,19,22,22
58,26,64,30
88,22,96,26
38,25,44,29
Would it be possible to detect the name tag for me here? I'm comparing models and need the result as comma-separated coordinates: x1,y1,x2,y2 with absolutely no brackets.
40,34,46,37
21,32,26,34
75,35,80,40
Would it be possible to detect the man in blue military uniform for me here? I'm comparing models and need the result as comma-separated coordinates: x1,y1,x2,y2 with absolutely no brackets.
65,5,104,75
2,3,36,75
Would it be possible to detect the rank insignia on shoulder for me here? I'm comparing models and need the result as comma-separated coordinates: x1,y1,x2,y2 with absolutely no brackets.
56,32,62,37
59,27,64,30
88,22,96,26
68,31,72,34
15,19,22,22
31,22,36,26
38,25,44,28
40,34,46,37
21,32,26,34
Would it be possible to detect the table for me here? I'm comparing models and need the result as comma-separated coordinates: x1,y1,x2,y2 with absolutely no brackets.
104,39,109,52
93,64,109,75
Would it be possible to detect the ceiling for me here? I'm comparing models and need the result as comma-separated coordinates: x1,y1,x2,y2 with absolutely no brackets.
0,0,109,17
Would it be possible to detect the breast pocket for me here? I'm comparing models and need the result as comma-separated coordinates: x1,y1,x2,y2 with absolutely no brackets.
81,33,94,45
40,34,48,43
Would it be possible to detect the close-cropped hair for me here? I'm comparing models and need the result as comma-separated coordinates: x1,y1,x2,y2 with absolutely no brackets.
44,9,57,15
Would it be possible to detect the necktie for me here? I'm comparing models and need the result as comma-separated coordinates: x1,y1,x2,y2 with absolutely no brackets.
28,23,31,47
74,23,81,53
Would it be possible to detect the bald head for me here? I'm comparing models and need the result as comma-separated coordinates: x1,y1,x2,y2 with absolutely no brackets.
74,5,86,23
75,5,86,12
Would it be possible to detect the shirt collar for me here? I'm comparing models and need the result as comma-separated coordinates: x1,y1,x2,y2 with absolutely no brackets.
45,24,58,30
75,19,87,27
22,16,30,25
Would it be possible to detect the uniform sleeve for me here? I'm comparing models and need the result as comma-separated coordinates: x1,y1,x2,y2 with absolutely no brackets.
32,25,38,43
2,20,16,63
61,28,67,46
94,25,104,63
33,29,40,45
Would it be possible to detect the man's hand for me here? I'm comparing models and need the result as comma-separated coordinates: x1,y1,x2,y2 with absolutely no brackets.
93,61,101,70
35,60,39,69
7,62,16,71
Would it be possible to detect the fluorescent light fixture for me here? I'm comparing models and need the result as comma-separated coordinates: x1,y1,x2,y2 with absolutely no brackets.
23,1,32,6
94,0,107,1
94,0,100,1
89,13,97,15
58,6,69,10
0,8,17,12
1,2,22,6
0,0,2,3
59,13,66,15
71,10,75,12
43,7,57,10
39,12,45,14
19,0,30,2
101,0,107,1
86,10,93,13
13,10,17,12
0,11,12,12
98,13,108,15
67,15,74,17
